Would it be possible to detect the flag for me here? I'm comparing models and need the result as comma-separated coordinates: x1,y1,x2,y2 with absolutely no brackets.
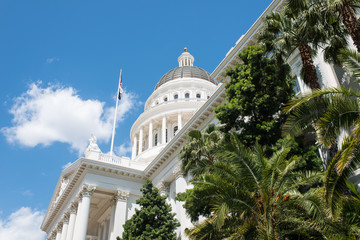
118,72,123,100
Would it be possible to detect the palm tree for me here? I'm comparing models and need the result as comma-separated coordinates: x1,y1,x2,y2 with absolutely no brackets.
260,0,345,89
180,124,224,178
260,6,321,89
325,0,360,52
283,49,360,214
185,135,334,240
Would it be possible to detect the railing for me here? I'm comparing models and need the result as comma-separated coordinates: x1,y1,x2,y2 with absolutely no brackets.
98,153,146,170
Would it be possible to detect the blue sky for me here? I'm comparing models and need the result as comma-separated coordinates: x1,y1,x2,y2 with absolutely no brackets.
0,0,272,238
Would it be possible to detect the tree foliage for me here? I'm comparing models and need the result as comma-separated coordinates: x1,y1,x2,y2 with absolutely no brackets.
283,49,360,214
184,135,347,240
120,180,180,240
215,45,295,147
180,124,224,178
260,0,347,88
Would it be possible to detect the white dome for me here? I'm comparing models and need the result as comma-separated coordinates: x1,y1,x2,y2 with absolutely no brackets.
130,49,218,162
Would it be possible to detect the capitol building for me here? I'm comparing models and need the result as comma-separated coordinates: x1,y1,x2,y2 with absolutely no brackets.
40,0,350,239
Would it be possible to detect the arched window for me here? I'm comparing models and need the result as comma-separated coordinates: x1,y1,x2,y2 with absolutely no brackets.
196,93,201,98
164,97,168,102
207,95,210,99
185,93,190,98
174,94,178,99
166,129,168,142
174,126,178,135
155,134,158,146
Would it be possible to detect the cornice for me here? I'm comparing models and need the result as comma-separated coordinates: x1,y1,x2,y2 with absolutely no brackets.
41,157,147,232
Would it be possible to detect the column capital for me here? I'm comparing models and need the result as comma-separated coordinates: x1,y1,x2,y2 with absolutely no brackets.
157,181,170,194
69,202,77,214
173,165,183,179
62,213,69,223
57,223,63,232
114,190,130,201
81,184,96,198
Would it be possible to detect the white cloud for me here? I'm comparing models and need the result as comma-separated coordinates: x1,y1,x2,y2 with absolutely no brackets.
0,207,46,240
2,82,137,154
115,142,133,157
22,190,34,197
46,57,59,64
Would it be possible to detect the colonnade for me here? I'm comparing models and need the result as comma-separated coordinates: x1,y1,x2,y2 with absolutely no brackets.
47,186,130,240
132,112,183,159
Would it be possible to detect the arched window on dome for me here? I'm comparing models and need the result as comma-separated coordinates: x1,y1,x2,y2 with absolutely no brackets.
166,129,168,142
174,126,178,135
164,97,168,102
174,94,178,100
185,93,190,99
155,134,158,146
196,93,201,99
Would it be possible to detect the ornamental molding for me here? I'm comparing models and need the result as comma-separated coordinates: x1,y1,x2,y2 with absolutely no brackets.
70,202,77,214
56,223,63,232
114,190,130,201
81,184,96,198
62,213,69,223
172,165,183,179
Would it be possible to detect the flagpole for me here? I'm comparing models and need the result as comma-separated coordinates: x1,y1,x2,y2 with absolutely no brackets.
110,69,122,156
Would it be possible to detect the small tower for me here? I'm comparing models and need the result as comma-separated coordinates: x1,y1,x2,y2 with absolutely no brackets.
178,47,194,67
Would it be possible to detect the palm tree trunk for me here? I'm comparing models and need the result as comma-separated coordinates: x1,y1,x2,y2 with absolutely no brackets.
339,4,360,52
298,44,320,89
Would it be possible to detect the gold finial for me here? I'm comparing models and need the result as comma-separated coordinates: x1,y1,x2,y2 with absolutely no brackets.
184,47,187,52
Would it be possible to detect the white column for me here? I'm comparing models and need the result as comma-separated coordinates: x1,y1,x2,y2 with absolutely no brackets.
55,224,62,240
97,223,102,240
112,190,130,239
132,136,137,159
60,214,69,240
148,121,153,148
108,202,116,240
138,128,143,154
173,166,192,238
73,185,96,240
162,116,167,144
66,203,77,240
178,113,182,131
167,122,172,141
72,195,83,240
102,220,108,240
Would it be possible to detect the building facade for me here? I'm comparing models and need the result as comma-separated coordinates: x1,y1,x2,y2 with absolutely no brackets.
41,0,355,239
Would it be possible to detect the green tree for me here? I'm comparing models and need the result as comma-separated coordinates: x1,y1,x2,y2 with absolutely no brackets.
215,45,294,147
260,0,345,89
120,180,180,240
283,49,360,214
323,0,360,52
180,124,224,178
185,135,340,240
